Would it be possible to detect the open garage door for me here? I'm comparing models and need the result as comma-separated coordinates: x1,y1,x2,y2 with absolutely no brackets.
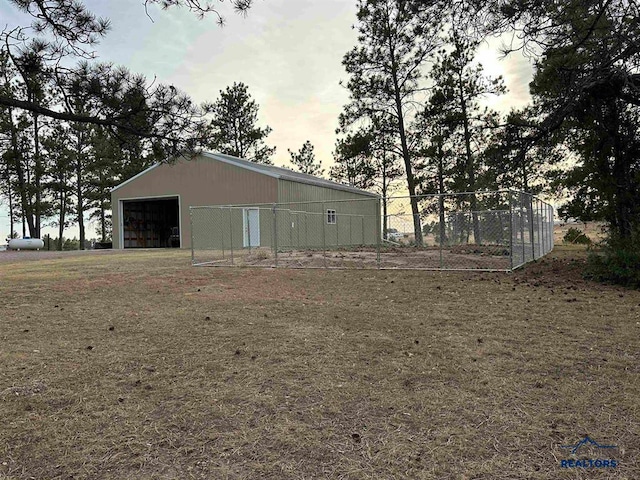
122,197,180,248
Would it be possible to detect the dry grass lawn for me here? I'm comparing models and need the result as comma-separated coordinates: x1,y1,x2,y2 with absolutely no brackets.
0,246,638,479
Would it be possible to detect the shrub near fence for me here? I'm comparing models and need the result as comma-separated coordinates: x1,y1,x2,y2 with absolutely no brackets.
191,190,554,271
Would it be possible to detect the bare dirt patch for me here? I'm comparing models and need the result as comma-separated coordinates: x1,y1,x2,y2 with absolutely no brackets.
0,246,638,479
196,245,511,270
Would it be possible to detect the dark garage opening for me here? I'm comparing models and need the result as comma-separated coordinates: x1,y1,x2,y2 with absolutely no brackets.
122,198,180,248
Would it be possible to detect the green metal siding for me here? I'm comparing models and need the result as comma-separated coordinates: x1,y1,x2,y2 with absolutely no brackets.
190,179,381,253
277,179,377,204
276,180,380,247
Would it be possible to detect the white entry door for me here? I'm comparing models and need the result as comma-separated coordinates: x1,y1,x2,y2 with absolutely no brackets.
243,209,260,247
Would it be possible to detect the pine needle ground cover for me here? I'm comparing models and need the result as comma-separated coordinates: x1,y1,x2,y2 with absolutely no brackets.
0,247,638,479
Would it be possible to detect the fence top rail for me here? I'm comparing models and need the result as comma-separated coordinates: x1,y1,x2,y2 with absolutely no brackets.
189,189,554,210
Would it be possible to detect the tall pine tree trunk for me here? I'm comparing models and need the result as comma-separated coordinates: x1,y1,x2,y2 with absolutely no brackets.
57,173,67,251
77,161,85,250
458,81,481,245
100,202,107,242
381,147,389,239
608,101,633,241
75,130,86,250
8,184,14,239
4,162,15,238
389,53,422,246
7,106,36,237
381,9,423,247
33,111,42,238
437,141,447,246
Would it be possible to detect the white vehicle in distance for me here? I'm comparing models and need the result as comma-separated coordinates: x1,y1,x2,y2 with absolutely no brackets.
386,228,403,242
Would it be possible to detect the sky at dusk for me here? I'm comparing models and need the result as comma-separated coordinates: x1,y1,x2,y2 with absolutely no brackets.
0,0,535,241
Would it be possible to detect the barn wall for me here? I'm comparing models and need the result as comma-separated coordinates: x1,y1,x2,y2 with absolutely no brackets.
277,180,380,247
112,155,278,249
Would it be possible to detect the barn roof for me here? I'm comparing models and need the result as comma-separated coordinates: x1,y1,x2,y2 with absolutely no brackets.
202,152,378,197
113,151,379,198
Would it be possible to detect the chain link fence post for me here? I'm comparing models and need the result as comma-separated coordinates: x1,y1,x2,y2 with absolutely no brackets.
229,207,234,265
540,199,544,256
537,199,542,256
220,208,225,261
376,197,381,268
509,190,514,271
190,207,195,264
519,193,525,264
439,194,444,269
273,203,278,268
322,201,327,268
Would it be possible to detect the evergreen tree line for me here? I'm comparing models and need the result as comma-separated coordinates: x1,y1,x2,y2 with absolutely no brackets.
0,1,274,247
0,48,275,246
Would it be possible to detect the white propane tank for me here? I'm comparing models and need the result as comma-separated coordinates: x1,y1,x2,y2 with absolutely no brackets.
8,238,45,250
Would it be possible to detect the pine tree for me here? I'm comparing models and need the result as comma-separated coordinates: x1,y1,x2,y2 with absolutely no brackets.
288,140,323,176
340,0,443,245
42,126,75,250
331,131,377,190
424,25,505,244
1,0,254,139
210,82,275,165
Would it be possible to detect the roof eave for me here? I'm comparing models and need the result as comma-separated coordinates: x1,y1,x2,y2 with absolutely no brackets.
278,174,379,198
111,163,161,193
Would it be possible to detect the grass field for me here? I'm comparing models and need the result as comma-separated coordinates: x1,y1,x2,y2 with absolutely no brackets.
0,246,638,479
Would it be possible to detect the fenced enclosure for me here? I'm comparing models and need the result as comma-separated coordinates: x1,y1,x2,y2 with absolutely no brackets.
190,190,554,271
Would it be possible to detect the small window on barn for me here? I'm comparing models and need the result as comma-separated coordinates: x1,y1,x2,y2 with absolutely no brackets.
326,209,337,224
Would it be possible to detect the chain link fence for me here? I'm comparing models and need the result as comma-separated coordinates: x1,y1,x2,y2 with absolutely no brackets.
191,190,554,271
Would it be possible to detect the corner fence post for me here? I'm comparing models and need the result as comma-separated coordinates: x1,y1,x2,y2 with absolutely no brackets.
547,203,551,253
190,207,195,264
508,191,513,271
537,200,542,256
529,194,536,261
549,204,556,251
273,204,278,268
